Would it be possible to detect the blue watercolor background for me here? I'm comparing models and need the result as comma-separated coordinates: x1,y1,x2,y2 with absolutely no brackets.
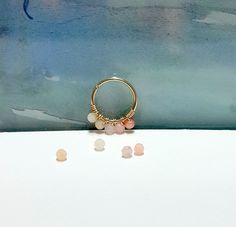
0,0,236,131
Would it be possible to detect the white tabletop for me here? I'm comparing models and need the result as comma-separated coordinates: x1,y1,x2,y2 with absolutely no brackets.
0,130,236,227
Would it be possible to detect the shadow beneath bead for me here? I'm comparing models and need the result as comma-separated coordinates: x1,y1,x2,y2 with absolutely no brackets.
125,130,135,134
95,148,105,152
87,129,135,135
88,130,104,134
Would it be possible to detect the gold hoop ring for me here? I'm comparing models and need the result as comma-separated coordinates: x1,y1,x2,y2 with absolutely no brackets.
87,77,137,134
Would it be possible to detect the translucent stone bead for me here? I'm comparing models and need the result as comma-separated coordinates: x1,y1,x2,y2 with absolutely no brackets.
121,146,132,159
134,143,144,156
56,149,67,161
124,118,135,129
95,120,105,130
115,123,125,134
87,112,97,123
105,124,115,135
94,138,105,151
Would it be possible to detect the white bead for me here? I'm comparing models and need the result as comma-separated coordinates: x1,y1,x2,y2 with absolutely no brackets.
87,112,97,123
95,120,105,130
94,139,105,151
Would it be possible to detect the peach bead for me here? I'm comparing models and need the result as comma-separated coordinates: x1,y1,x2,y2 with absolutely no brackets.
134,143,144,156
105,124,115,135
115,123,125,134
124,119,135,129
56,149,67,161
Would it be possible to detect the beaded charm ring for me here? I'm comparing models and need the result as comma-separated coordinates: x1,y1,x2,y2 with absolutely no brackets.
87,77,137,135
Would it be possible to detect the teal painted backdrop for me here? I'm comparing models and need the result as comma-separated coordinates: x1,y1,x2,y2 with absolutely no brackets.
0,0,236,131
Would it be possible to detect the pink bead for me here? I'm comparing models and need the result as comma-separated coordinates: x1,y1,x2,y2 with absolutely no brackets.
121,146,132,159
134,143,144,156
104,124,115,135
115,123,125,134
124,119,135,129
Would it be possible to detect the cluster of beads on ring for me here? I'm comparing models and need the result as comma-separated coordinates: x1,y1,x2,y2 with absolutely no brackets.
87,112,135,135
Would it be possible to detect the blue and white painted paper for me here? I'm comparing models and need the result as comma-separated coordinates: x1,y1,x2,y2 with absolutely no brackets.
0,0,236,131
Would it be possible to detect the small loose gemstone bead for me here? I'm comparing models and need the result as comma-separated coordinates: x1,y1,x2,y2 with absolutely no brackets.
87,112,97,123
115,123,125,134
56,149,67,161
124,118,135,129
94,138,105,151
95,120,105,130
105,123,115,135
121,146,133,159
134,143,144,156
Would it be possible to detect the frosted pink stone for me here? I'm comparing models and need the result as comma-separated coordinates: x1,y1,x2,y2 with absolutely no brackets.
115,123,125,134
134,143,144,156
121,146,132,159
124,119,135,129
104,124,115,135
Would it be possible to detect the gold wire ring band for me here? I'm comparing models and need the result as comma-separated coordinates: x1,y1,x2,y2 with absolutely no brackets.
91,77,137,124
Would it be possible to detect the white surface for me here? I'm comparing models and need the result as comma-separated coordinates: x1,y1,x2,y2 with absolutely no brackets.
0,130,236,227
